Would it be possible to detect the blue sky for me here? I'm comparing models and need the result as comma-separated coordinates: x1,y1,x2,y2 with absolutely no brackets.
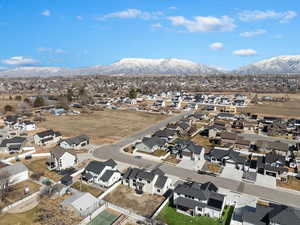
0,0,299,70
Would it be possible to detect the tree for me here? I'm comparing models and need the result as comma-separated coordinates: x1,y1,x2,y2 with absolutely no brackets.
0,171,10,202
33,96,45,108
4,104,13,113
128,88,137,99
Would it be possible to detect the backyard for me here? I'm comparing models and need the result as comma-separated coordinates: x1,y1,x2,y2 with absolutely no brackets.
71,181,104,197
277,176,300,191
157,203,234,225
24,158,63,182
104,184,165,217
39,109,169,144
0,180,40,209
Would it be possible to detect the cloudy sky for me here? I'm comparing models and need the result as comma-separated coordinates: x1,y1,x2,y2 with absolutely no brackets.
0,0,299,70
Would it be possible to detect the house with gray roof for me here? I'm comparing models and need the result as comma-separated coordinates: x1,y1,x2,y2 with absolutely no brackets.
0,162,29,186
173,181,225,218
172,139,205,162
47,146,78,171
34,129,62,146
81,159,121,188
232,201,300,225
122,167,172,195
59,135,89,150
135,136,167,153
0,136,26,153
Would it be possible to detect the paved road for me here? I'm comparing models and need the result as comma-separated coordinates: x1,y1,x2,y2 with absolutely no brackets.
93,112,300,208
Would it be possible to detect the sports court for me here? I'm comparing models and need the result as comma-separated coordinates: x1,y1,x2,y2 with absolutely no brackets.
88,210,120,225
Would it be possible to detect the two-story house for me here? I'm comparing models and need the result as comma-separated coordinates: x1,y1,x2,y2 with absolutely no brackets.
34,129,62,146
47,147,78,171
59,135,89,150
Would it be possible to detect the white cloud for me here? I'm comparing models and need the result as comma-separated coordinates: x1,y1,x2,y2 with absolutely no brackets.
2,56,38,65
169,6,177,10
238,10,297,23
167,15,236,32
0,66,7,71
76,16,83,20
240,29,267,37
99,8,163,20
37,47,66,54
210,42,224,50
233,49,257,56
151,23,163,29
41,9,51,17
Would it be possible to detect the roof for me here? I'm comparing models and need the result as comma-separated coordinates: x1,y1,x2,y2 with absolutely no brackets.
221,132,237,141
124,167,164,183
0,162,28,176
174,197,206,209
100,170,116,182
103,159,117,168
85,159,117,175
61,135,89,146
142,136,166,149
0,136,26,147
50,146,77,160
35,129,55,138
154,175,168,189
62,192,99,213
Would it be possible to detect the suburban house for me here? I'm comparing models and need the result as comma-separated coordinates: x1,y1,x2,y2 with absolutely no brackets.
0,162,29,186
14,120,36,131
59,135,89,150
231,201,300,225
173,181,225,218
221,132,238,146
122,167,172,195
172,139,205,162
34,129,62,146
82,159,121,188
47,147,78,171
135,136,167,153
153,128,178,141
217,113,236,121
61,192,100,217
0,136,26,153
4,115,20,127
257,153,288,179
153,100,166,107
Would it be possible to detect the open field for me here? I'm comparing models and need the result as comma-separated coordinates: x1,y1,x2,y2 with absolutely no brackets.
104,184,165,217
71,181,104,197
238,93,300,119
39,109,169,144
24,158,63,182
0,206,39,225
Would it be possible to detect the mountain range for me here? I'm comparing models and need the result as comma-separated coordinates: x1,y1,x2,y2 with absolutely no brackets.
1,55,300,77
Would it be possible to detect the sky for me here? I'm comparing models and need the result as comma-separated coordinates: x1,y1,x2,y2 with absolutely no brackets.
0,0,300,70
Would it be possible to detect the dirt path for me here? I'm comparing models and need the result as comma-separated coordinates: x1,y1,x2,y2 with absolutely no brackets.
6,194,39,214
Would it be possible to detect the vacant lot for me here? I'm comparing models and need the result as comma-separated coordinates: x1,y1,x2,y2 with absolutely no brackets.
72,182,104,197
39,109,169,144
104,184,165,217
239,94,300,119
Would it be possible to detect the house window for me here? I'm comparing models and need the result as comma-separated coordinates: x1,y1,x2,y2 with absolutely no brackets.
157,189,161,193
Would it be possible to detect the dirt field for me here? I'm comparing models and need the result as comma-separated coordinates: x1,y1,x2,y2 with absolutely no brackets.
104,184,165,217
39,109,169,144
239,93,300,119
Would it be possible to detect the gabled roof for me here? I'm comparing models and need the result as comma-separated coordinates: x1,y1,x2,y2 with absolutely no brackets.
61,135,89,146
85,161,106,175
50,146,77,160
100,170,116,182
142,136,166,149
154,175,168,189
0,136,26,147
35,129,55,138
103,159,117,168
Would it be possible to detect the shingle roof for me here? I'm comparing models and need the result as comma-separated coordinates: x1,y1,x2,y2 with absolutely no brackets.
50,146,77,160
154,175,168,189
61,135,89,146
100,170,116,182
85,161,106,175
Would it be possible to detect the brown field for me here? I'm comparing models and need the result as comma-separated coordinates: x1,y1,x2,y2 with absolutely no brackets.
104,184,165,217
39,109,169,144
71,182,104,197
277,176,300,191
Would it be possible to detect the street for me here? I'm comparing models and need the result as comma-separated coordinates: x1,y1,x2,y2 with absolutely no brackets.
93,112,300,208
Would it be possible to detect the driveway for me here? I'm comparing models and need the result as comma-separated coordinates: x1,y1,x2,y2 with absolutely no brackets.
255,174,276,189
220,166,243,181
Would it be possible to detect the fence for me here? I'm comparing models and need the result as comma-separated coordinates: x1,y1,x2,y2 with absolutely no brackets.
151,193,173,219
1,192,39,213
78,203,106,225
3,151,50,163
98,180,121,200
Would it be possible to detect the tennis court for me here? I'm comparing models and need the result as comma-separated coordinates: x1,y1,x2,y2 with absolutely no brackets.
88,210,120,225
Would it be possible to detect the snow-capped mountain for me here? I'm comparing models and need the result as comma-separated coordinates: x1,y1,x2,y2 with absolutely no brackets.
0,58,220,77
236,55,300,75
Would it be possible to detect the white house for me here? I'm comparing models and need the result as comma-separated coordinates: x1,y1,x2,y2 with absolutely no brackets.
47,147,78,171
0,136,26,153
59,135,89,150
14,121,36,131
0,162,29,186
82,159,121,188
173,181,225,218
34,129,62,146
122,168,172,195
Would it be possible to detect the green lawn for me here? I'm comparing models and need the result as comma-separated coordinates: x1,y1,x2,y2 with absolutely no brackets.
157,204,234,225
88,210,119,225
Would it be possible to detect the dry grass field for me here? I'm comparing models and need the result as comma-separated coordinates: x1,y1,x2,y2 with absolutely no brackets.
104,184,165,217
239,93,300,119
39,109,169,144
